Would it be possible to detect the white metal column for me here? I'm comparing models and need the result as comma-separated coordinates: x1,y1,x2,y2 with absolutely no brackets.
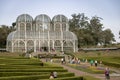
52,40,55,50
12,42,14,52
25,41,27,53
34,40,36,52
48,31,50,52
61,41,63,52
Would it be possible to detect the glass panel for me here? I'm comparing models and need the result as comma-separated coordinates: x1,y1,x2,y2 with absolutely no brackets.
62,23,66,31
55,23,60,31
26,23,31,31
55,40,61,47
20,23,25,31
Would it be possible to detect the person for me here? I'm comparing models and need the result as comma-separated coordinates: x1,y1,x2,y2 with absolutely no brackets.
49,72,54,79
100,60,102,66
53,71,57,78
61,58,64,64
82,58,85,62
78,59,81,64
85,59,88,63
62,51,64,55
105,67,110,80
90,60,94,66
63,58,66,64
50,58,53,63
95,60,98,67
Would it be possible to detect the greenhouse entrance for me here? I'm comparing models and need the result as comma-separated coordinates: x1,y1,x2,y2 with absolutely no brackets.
41,47,48,52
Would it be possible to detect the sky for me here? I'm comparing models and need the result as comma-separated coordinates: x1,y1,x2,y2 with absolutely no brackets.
0,0,120,42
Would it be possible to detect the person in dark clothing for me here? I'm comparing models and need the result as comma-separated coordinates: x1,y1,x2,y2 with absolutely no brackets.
105,67,110,80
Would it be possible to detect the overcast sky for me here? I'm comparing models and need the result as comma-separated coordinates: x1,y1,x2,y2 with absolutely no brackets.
0,0,120,42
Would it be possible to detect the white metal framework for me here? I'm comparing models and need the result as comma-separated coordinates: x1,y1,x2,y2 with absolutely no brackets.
6,14,78,53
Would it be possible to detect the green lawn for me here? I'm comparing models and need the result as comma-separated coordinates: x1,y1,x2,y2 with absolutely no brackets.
83,75,101,80
68,50,120,68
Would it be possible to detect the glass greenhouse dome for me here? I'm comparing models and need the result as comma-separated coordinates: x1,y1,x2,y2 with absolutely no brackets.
6,14,78,53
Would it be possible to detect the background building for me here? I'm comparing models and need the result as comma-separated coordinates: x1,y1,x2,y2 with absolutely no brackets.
6,14,78,53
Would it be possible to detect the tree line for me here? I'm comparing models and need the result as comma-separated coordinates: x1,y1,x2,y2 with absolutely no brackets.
69,13,115,47
0,13,116,48
0,23,15,48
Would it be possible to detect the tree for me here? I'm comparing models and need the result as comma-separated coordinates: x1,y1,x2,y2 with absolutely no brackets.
69,13,115,48
69,13,89,31
69,13,89,47
12,22,16,29
89,16,103,45
0,25,14,48
101,29,115,46
0,25,9,47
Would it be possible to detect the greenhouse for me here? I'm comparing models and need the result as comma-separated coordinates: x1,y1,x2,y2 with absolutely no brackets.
6,14,78,53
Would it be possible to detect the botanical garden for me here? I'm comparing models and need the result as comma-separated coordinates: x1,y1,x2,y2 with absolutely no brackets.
0,13,120,80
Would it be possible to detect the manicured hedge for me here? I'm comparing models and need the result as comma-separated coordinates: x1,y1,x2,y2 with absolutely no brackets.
54,76,85,80
39,76,85,80
0,69,68,72
0,54,82,80
0,72,69,77
103,61,120,68
0,60,42,65
0,73,74,80
0,65,63,69
0,72,49,77
0,66,63,69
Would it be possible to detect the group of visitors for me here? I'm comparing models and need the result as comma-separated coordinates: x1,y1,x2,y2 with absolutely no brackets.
41,53,110,80
90,60,110,79
70,57,81,64
90,60,98,67
90,60,103,67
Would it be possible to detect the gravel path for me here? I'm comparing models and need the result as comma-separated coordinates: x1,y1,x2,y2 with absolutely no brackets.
60,64,105,80
60,64,120,80
41,59,120,80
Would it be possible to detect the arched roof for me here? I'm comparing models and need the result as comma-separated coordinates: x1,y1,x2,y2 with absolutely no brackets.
7,31,16,41
70,32,78,40
52,14,68,22
63,31,78,40
35,14,51,23
16,14,33,22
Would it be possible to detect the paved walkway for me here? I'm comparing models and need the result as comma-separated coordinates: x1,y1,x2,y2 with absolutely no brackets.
60,63,105,80
41,59,120,80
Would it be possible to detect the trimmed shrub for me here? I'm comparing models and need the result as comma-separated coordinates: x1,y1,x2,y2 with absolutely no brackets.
39,76,85,80
103,61,120,68
0,69,68,72
0,72,49,77
0,72,69,77
0,73,74,80
0,66,63,69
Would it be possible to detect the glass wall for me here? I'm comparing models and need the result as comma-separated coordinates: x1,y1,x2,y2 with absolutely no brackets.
7,14,78,53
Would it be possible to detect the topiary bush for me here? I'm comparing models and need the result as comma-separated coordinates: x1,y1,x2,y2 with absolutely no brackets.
0,73,75,80
103,61,120,68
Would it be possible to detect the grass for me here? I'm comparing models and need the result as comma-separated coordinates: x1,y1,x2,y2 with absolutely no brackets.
66,50,120,68
83,75,101,80
67,64,105,74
